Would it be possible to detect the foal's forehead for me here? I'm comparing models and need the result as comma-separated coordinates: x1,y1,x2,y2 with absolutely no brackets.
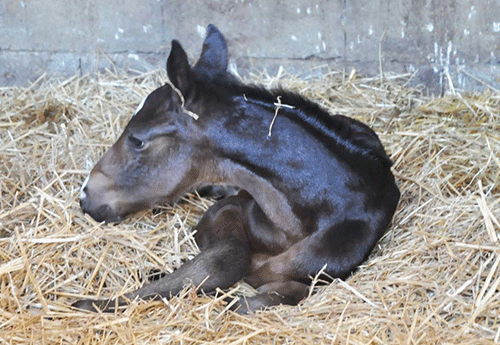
131,84,173,122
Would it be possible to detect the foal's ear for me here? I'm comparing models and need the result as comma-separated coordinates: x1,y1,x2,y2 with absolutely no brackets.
167,40,192,95
193,24,228,76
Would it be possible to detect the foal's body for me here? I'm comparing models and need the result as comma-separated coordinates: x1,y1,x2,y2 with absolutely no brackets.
75,25,400,313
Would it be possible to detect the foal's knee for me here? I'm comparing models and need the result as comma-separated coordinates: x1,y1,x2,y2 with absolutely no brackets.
194,196,249,249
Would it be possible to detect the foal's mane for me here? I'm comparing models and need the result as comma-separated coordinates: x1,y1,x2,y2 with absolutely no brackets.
194,72,392,167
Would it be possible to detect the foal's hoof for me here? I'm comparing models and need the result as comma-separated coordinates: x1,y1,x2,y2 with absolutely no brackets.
225,295,271,314
228,293,286,314
224,296,251,314
72,299,108,312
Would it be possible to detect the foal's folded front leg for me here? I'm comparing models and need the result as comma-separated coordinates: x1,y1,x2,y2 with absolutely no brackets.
72,237,250,312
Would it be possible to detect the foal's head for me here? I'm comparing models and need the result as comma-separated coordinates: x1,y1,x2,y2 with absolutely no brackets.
80,25,229,222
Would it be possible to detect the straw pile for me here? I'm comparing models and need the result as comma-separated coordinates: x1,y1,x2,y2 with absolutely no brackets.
1,65,499,344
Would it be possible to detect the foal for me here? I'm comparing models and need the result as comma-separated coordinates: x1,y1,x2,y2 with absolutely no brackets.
75,24,400,313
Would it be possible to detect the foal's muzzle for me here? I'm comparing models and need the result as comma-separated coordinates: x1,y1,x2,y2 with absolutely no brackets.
79,175,123,223
80,196,118,223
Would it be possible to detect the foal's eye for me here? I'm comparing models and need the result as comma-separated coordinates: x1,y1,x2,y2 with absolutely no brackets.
128,134,145,149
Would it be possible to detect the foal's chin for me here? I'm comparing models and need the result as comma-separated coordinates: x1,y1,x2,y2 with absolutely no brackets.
82,203,144,224
83,208,122,224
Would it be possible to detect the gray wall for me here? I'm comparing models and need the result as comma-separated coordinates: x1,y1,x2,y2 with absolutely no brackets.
1,0,499,92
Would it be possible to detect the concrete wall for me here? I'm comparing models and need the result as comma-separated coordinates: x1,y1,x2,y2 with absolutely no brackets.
1,0,499,93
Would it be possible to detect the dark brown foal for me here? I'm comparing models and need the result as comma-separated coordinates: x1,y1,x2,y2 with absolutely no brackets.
74,24,399,313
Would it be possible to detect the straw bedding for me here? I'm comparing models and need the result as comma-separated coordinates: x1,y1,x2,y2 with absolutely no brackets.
1,66,499,344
